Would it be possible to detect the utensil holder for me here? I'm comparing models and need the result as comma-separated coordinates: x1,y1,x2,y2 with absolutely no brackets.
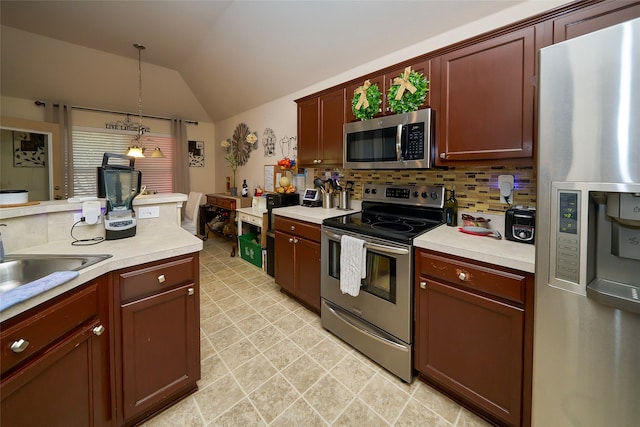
322,192,334,209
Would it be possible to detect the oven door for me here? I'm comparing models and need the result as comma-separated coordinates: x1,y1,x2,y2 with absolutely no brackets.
321,226,412,343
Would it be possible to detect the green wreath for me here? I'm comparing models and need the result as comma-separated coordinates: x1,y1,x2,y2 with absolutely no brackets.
351,81,381,121
387,69,429,114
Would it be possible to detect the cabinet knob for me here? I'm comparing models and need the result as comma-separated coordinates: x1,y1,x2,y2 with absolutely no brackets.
92,325,105,336
289,237,294,243
458,271,468,281
290,225,295,231
158,274,166,283
419,281,426,289
10,338,29,353
440,153,446,159
294,238,299,244
188,288,195,296
317,159,322,164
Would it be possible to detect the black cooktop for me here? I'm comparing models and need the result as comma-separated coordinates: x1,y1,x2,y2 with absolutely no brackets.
323,201,444,244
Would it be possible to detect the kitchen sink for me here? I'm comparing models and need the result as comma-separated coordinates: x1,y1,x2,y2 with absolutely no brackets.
0,254,112,295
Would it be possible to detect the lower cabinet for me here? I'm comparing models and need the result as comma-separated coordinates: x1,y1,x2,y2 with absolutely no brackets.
0,277,112,427
114,253,200,426
414,249,534,427
274,216,321,313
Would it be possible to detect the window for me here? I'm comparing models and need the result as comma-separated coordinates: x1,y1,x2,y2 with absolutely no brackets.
72,127,173,196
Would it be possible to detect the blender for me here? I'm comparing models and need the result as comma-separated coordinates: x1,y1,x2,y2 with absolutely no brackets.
97,153,142,240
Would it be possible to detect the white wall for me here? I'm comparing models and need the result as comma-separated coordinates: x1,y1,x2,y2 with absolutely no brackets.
215,0,569,194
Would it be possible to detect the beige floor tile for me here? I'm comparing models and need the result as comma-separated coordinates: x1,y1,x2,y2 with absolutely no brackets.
234,312,271,336
304,374,355,424
209,398,266,426
332,398,389,427
193,374,244,423
394,398,451,427
249,374,301,423
281,354,326,393
308,337,350,370
249,323,286,352
262,337,306,371
270,397,328,427
412,382,462,425
359,374,412,423
198,354,230,388
233,353,279,394
330,352,377,394
217,338,260,371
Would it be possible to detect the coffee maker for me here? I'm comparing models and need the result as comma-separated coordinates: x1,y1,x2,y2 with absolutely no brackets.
97,153,142,240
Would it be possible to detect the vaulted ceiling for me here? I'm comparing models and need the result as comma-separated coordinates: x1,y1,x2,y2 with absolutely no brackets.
1,1,540,123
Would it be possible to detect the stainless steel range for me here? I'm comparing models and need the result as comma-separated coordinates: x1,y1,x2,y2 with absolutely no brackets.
321,183,444,382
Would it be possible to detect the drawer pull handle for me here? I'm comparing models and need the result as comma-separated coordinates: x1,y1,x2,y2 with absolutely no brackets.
92,325,105,336
158,274,166,283
188,288,195,296
419,281,426,290
458,271,468,281
10,338,29,353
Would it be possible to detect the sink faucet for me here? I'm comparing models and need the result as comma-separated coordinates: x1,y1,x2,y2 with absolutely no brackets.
0,224,6,262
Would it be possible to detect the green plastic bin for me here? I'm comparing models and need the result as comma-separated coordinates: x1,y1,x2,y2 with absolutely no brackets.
238,233,262,268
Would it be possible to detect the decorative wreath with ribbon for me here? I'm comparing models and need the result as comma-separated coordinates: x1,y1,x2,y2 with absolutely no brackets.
387,66,429,114
351,80,382,121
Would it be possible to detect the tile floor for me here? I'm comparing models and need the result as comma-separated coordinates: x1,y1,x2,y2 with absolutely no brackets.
143,238,494,426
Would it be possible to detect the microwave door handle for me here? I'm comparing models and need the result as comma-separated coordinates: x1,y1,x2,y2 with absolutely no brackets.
396,124,403,162
322,229,410,255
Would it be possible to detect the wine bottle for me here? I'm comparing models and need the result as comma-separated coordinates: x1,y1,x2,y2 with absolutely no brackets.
444,188,458,227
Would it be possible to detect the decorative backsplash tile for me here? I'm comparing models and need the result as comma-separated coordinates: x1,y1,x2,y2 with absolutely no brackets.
316,164,536,214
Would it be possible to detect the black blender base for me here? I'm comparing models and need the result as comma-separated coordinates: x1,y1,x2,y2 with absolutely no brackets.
106,226,137,240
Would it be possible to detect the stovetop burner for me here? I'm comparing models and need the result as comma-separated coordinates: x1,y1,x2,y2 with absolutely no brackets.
322,184,445,244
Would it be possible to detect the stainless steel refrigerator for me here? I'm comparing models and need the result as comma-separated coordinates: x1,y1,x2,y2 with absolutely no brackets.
535,17,640,426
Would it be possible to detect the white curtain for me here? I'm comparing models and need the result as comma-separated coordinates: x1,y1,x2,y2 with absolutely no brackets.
171,119,190,194
44,102,74,198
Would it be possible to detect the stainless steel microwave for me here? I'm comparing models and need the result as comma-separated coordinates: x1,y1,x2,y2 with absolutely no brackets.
343,109,434,169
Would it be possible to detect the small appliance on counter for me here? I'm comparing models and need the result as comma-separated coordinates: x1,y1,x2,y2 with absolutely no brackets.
302,188,322,207
97,152,142,240
505,206,535,244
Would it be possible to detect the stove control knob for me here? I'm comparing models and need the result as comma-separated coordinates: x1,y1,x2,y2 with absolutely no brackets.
430,192,438,200
413,191,420,198
421,192,428,199
364,188,370,194
371,188,377,195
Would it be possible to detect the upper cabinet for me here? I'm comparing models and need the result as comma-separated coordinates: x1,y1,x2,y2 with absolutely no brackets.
297,87,345,168
344,58,434,123
550,0,640,43
436,26,540,165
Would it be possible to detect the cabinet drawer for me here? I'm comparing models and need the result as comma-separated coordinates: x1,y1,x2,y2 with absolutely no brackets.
1,283,99,375
118,255,196,303
207,196,235,211
275,216,320,242
417,251,526,304
238,212,264,227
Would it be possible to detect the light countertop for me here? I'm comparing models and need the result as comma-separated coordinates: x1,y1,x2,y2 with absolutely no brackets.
1,225,202,322
273,200,362,224
414,224,535,273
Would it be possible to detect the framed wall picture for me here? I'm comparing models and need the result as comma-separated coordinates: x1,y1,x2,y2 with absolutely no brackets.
188,140,205,167
13,131,46,167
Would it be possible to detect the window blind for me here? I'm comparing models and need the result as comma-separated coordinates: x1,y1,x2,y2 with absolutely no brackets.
72,127,174,196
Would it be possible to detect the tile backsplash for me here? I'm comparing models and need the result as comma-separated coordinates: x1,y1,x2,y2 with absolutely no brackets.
316,164,536,214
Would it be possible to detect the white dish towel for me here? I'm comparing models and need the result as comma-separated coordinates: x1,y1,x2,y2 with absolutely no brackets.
340,234,367,297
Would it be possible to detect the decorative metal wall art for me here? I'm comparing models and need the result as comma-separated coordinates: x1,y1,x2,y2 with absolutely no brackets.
262,128,276,157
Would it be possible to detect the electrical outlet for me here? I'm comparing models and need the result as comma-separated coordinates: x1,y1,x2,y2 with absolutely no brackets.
138,206,160,219
498,175,515,204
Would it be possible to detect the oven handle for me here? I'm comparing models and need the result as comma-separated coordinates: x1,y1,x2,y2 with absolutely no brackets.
322,229,410,255
396,124,403,162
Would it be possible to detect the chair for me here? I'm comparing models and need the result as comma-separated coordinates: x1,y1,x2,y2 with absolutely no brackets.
181,192,203,235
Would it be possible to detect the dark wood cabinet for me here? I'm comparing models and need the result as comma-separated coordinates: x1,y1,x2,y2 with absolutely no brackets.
550,0,640,43
344,58,434,123
1,277,112,427
436,25,539,164
414,249,534,427
274,216,321,313
296,87,345,167
114,253,200,426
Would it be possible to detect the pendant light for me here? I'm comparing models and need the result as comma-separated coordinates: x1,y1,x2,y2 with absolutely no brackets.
124,44,165,158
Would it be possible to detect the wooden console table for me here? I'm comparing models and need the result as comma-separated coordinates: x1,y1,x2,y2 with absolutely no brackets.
203,193,252,256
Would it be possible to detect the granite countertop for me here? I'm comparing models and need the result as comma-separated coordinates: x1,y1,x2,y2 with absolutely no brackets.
414,224,535,273
0,225,203,322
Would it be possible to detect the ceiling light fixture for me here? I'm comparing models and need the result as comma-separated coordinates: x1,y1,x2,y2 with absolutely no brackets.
119,43,164,158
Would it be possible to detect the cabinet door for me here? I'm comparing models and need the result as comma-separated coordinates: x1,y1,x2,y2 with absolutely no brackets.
1,320,108,427
294,237,321,312
318,88,345,166
415,277,524,426
385,58,433,114
121,283,199,422
274,230,296,294
438,26,536,163
297,97,320,167
552,1,640,42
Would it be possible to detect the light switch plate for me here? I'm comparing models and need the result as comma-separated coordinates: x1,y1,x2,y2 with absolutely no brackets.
138,206,160,219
